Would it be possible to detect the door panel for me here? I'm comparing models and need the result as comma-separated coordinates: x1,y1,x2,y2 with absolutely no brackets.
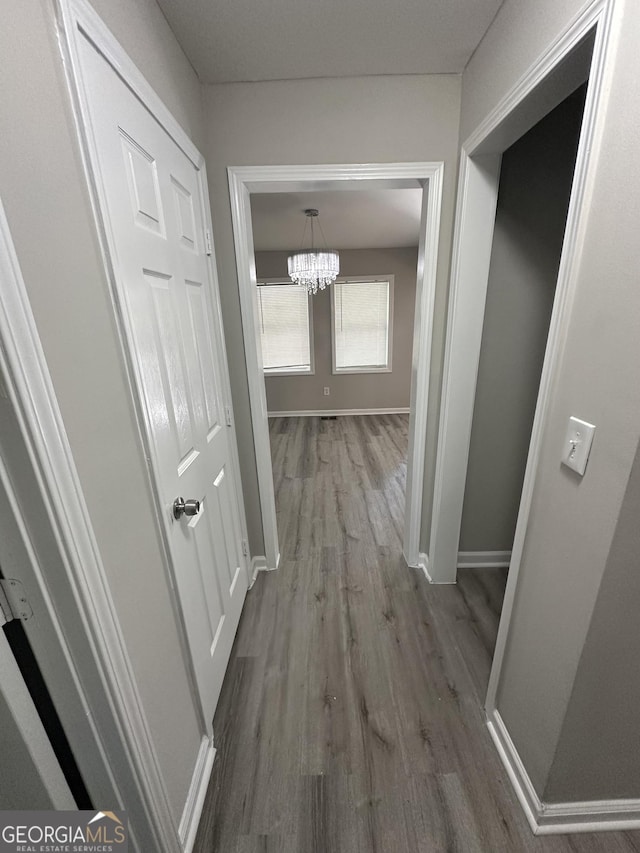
120,131,165,236
213,467,243,593
78,36,247,728
171,177,198,252
184,280,222,437
148,272,197,465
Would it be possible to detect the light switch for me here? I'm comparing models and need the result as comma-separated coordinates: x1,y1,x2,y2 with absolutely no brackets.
561,416,596,476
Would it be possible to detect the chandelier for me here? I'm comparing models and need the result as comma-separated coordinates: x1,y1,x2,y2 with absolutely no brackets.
287,208,340,295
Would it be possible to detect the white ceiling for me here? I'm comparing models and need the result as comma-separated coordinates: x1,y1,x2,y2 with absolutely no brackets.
250,189,422,251
156,0,504,84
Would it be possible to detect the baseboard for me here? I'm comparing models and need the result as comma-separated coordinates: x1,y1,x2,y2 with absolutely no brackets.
267,407,410,418
411,551,458,585
537,799,640,834
487,708,640,835
487,709,541,834
417,552,432,583
404,550,432,583
457,550,511,568
248,554,278,589
249,555,266,589
179,735,216,853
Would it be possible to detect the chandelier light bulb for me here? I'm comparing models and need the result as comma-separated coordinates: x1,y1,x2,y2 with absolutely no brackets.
287,209,340,295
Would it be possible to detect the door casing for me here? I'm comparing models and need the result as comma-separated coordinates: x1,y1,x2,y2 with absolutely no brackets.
228,162,445,576
429,0,630,835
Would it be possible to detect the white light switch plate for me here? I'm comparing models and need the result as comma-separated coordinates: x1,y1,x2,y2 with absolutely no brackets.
561,416,596,476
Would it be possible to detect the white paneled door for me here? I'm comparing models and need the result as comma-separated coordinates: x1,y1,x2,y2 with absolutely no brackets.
76,36,247,729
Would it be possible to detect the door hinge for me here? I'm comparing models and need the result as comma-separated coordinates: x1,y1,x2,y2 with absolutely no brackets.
205,229,212,256
0,578,33,627
225,405,233,427
241,540,249,557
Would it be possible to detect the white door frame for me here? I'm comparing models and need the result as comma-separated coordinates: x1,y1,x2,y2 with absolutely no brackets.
429,0,621,826
56,0,251,721
228,163,444,573
0,195,179,849
429,3,615,586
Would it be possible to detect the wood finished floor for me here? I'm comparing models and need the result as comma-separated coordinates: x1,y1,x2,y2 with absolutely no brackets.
193,414,640,852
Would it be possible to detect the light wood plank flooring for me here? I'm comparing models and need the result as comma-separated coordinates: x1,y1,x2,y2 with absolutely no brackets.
194,414,639,852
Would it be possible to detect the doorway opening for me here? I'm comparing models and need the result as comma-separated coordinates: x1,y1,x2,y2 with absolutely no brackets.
456,81,588,697
249,188,422,556
228,164,444,577
427,1,615,761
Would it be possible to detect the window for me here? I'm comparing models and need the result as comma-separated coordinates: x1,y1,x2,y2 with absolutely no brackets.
257,281,313,374
331,278,393,373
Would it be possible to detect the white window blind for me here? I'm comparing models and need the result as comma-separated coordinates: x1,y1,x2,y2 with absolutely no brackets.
333,280,391,372
257,283,312,373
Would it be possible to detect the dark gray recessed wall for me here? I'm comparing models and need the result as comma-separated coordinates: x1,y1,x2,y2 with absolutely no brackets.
459,85,586,552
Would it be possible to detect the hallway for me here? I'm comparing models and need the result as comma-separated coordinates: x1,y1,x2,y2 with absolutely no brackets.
193,415,639,852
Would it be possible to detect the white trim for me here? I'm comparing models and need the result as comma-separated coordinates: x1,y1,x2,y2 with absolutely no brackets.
430,0,618,586
61,0,201,166
487,709,541,834
251,555,270,573
428,0,620,646
484,0,621,716
228,163,444,575
415,552,432,583
228,173,280,572
537,802,640,835
428,151,501,584
265,368,314,376
457,550,511,569
429,0,626,834
0,197,175,849
249,555,274,590
405,164,445,568
268,408,410,418
331,367,393,375
465,2,606,156
487,709,640,835
178,736,216,853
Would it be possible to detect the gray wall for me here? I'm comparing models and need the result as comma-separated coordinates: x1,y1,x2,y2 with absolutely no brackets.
0,0,204,822
256,248,418,413
201,74,462,555
465,0,640,799
545,435,640,801
459,86,585,552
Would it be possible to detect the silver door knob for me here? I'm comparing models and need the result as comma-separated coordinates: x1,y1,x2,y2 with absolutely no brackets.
173,497,200,520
